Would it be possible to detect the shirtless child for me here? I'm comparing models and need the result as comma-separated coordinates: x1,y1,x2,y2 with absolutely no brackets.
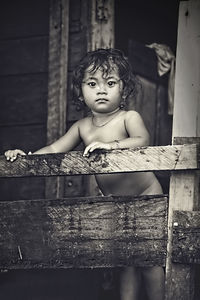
5,48,164,300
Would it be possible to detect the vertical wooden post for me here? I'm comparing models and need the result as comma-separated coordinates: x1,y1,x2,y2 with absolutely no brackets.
46,0,69,198
165,1,200,299
89,0,115,50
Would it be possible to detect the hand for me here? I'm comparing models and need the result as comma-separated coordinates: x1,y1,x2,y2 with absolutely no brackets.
83,141,112,157
4,149,26,162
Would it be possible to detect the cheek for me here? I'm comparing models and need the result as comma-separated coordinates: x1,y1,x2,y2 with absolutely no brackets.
81,86,90,98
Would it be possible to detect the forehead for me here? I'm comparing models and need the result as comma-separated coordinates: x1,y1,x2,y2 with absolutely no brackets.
84,63,119,79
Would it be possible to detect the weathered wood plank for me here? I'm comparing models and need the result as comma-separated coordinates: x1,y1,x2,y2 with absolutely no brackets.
0,74,47,126
46,0,69,199
90,0,114,50
0,1,49,39
0,177,45,202
0,195,168,269
0,124,46,154
172,3,200,138
165,1,200,298
0,144,198,178
0,37,48,76
172,211,200,264
166,152,199,300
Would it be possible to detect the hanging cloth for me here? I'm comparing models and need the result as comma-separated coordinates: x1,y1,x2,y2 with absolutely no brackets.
146,43,176,115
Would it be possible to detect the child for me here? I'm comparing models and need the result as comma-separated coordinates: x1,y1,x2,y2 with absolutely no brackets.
5,48,164,300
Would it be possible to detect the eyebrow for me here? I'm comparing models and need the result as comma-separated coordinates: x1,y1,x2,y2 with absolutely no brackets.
105,76,119,80
84,75,120,81
84,76,97,81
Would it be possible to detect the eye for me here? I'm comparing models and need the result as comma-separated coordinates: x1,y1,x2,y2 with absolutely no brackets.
87,81,96,87
107,80,117,87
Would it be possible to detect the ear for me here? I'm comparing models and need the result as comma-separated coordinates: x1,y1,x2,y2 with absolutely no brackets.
121,88,129,101
119,80,124,92
119,80,129,100
73,85,81,99
78,96,84,102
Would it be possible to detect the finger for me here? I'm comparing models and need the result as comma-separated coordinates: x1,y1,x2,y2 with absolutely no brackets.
83,142,98,157
83,145,91,157
4,150,12,160
6,150,16,161
88,144,101,153
11,150,26,161
10,150,18,161
5,149,26,161
17,150,26,156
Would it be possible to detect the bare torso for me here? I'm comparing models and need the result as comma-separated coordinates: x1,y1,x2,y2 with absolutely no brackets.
79,110,162,196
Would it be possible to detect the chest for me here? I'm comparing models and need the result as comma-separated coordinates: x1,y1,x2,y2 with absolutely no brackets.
80,117,128,146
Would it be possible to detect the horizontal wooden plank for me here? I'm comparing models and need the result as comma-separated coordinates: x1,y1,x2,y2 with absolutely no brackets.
0,177,45,201
0,144,198,178
172,211,200,264
0,37,48,76
0,124,46,154
0,74,47,126
0,0,49,39
0,194,168,269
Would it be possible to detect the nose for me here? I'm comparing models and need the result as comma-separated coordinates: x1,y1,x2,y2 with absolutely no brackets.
97,82,107,94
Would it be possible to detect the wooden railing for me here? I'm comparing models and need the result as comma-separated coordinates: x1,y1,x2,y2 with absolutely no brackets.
0,144,199,299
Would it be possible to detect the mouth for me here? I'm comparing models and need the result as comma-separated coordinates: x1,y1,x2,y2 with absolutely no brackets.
95,98,108,102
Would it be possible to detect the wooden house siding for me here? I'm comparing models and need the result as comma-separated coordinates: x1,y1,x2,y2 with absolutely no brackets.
0,0,90,201
0,0,49,201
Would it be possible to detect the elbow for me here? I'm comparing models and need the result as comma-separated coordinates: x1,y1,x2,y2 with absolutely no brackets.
143,134,150,146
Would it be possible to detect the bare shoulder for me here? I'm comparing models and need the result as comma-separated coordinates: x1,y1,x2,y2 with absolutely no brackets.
75,116,92,132
123,110,143,122
76,116,91,126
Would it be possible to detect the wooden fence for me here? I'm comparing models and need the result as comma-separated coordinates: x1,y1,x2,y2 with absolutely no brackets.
0,143,199,299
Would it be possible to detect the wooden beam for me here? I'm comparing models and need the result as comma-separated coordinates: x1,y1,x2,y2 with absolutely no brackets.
46,0,69,198
165,1,200,299
89,0,115,50
172,210,200,264
0,194,167,269
172,2,200,137
0,144,199,178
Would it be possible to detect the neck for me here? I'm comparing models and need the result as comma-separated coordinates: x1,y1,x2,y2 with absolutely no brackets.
91,107,121,127
92,107,120,118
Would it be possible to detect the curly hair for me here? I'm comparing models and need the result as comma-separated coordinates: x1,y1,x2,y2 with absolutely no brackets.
72,48,138,101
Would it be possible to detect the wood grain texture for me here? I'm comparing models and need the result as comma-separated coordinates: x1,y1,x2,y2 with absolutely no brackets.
90,0,114,50
165,2,200,295
172,211,200,264
172,0,200,138
0,194,168,269
46,0,69,199
0,144,198,178
47,0,69,144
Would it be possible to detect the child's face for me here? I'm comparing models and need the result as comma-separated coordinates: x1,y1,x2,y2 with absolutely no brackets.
81,65,123,114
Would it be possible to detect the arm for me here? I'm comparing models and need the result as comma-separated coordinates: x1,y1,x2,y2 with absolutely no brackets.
5,121,82,161
113,110,150,148
83,111,150,156
34,121,81,154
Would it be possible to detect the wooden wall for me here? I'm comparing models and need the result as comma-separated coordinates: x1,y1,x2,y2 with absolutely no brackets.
0,0,90,201
0,0,49,201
